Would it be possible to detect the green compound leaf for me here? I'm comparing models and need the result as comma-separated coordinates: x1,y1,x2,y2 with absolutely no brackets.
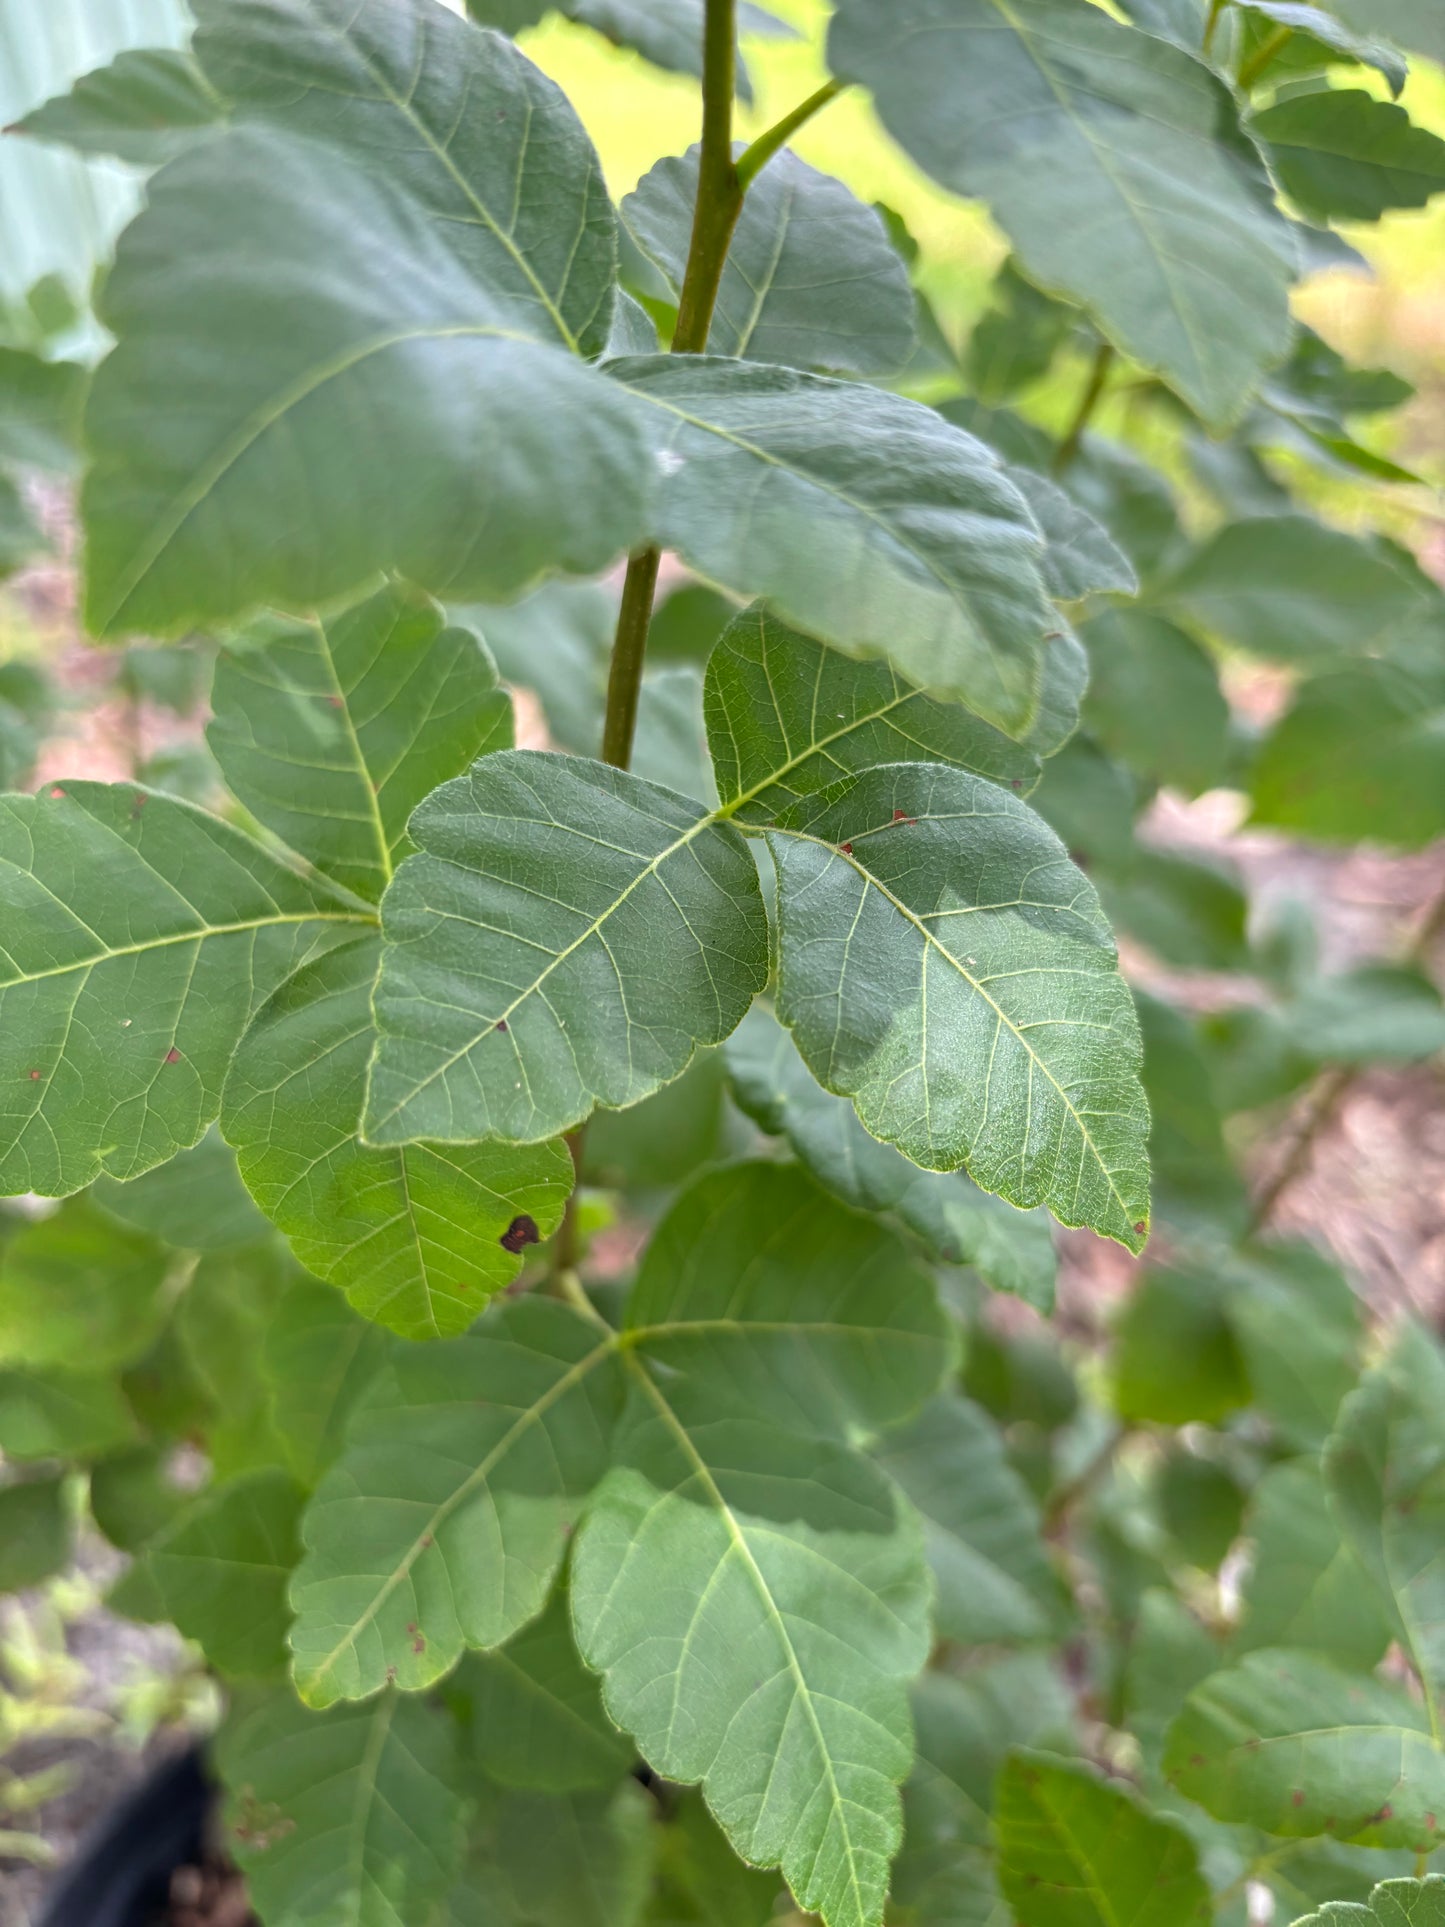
290,1298,623,1706
111,1467,303,1679
0,783,369,1198
871,1394,1064,1644
1232,1460,1392,1674
996,1751,1211,1927
828,0,1297,426
218,1688,470,1927
725,1004,1059,1311
705,604,1040,823
83,0,650,638
623,146,915,374
1251,658,1445,850
573,1374,931,1927
611,355,1056,734
208,585,512,906
92,1126,271,1253
1164,1650,1445,1851
14,48,224,167
223,938,573,1340
1250,91,1445,226
364,751,768,1148
623,1161,953,1438
1156,514,1442,662
766,764,1151,1250
452,1584,633,1792
1326,1324,1445,1710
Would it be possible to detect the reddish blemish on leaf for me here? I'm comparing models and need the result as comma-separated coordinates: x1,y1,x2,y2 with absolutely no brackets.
1134,1221,1146,1235
840,842,853,855
48,787,64,799
326,695,344,709
165,1047,181,1064
495,1018,508,1033
27,1069,40,1081
1291,1790,1304,1807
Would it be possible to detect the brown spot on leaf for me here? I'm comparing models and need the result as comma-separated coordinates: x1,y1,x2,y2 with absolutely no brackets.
27,1069,39,1081
840,842,853,855
495,1018,508,1033
1134,1221,1147,1235
500,1214,540,1255
1291,1790,1304,1807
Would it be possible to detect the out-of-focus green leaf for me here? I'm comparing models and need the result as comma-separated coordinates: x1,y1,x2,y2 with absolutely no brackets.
1233,1460,1392,1672
92,1126,270,1252
15,48,223,166
0,1475,72,1591
1250,91,1445,225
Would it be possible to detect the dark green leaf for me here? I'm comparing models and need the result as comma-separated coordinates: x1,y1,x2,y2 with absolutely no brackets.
92,1126,270,1252
0,783,368,1197
1225,1242,1362,1449
224,938,574,1339
1082,610,1230,795
261,1277,395,1487
1112,1266,1249,1426
964,260,1077,402
449,1778,656,1927
89,1444,191,1554
1097,849,1250,975
829,0,1297,424
365,751,768,1147
290,1297,623,1705
1156,1451,1245,1570
1164,1650,1445,1850
646,1790,782,1927
1238,3,1409,95
996,1750,1211,1927
218,1689,469,1927
1007,470,1138,605
624,146,915,374
14,48,224,166
1251,90,1445,224
1233,1460,1392,1672
767,764,1151,1249
646,583,737,666
208,585,512,905
1029,735,1140,873
726,1004,1059,1310
459,581,615,757
613,355,1056,733
1135,993,1248,1240
1284,966,1445,1064
84,0,648,636
705,604,1040,826
0,1475,72,1592
633,665,715,804
0,347,86,472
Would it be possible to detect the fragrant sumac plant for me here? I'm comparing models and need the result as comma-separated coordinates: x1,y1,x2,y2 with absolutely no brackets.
2,0,1445,1922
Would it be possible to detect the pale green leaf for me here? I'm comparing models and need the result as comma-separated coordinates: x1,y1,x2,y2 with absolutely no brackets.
15,48,223,166
83,0,649,637
218,1688,469,1927
573,1375,931,1927
1284,966,1445,1064
92,1125,270,1252
0,1366,139,1463
622,1160,954,1439
0,1475,72,1592
364,751,768,1147
262,1277,395,1487
1293,1877,1445,1927
0,782,368,1197
1325,1324,1445,1709
705,604,1040,825
1251,91,1445,224
766,763,1151,1250
0,347,86,472
633,665,715,804
1030,735,1140,873
1082,610,1230,796
209,585,512,905
0,471,46,580
624,146,915,374
1233,1460,1392,1673
612,354,1056,733
224,938,574,1339
290,1297,623,1706
111,1467,303,1677
725,1004,1059,1311
1164,1650,1445,1850
1157,514,1441,661
872,1394,1064,1643
996,1750,1211,1927
1225,1242,1362,1449
1333,0,1445,65
0,1199,178,1372
453,1584,633,1792
447,1778,656,1927
1251,659,1445,850
646,1790,783,1927
828,0,1298,425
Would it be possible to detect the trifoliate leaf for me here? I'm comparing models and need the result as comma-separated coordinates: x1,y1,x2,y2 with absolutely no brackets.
828,0,1297,425
91,1126,270,1252
1164,1650,1445,1851
290,1298,623,1706
612,355,1055,734
224,938,573,1339
14,48,223,166
705,605,1040,822
996,1751,1211,1927
218,1688,469,1927
726,1005,1059,1311
1250,91,1445,224
83,0,649,636
624,146,915,374
0,782,369,1197
111,1468,303,1678
872,1394,1064,1643
766,763,1151,1250
1233,1460,1392,1673
208,585,512,905
365,751,768,1147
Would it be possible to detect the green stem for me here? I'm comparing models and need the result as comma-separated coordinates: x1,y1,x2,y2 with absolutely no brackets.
736,79,848,191
1202,0,1228,56
1237,23,1291,89
1052,341,1114,476
600,547,663,770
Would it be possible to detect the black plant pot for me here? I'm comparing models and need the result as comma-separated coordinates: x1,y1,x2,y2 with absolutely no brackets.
36,1745,213,1927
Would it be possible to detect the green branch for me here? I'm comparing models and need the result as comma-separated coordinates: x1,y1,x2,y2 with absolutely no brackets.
737,79,848,191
